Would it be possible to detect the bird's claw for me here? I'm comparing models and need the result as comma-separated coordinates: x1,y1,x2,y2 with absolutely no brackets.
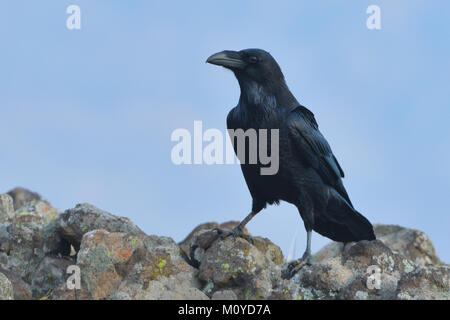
283,255,312,279
214,226,254,244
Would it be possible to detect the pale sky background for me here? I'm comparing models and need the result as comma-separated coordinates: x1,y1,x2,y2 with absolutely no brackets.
1,1,449,262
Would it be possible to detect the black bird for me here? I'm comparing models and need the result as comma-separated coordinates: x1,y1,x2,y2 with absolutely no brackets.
206,49,375,274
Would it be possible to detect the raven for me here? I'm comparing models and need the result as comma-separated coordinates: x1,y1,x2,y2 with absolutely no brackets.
207,49,375,273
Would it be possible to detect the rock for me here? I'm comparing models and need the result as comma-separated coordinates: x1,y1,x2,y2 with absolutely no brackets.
193,229,284,299
7,187,44,211
110,276,209,300
373,224,441,266
396,265,450,300
211,290,238,300
0,190,65,299
337,240,407,300
51,282,89,300
0,191,60,229
189,229,221,268
313,224,442,266
0,267,32,300
276,238,450,300
0,221,45,281
179,221,248,261
301,224,449,300
0,196,63,296
31,257,74,299
0,272,14,300
1,187,448,300
179,222,218,260
311,242,345,263
72,229,207,300
11,200,60,227
0,194,14,223
44,203,145,256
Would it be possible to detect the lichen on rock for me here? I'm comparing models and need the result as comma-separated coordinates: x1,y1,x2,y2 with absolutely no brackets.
0,187,448,300
0,272,14,300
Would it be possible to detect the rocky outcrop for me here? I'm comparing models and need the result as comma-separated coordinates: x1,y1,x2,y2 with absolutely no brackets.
192,229,283,299
0,187,448,300
0,197,60,283
276,240,449,300
74,230,207,300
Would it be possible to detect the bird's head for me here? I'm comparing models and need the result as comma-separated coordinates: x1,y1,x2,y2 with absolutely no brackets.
207,48,294,107
207,49,284,84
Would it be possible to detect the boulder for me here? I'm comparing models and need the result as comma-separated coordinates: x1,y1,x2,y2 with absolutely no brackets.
31,257,74,299
0,221,46,281
178,221,248,261
0,194,14,223
0,272,14,300
314,224,442,267
272,239,449,300
373,224,441,266
0,195,61,282
68,229,207,300
396,265,450,300
0,267,32,300
191,229,284,299
43,203,145,256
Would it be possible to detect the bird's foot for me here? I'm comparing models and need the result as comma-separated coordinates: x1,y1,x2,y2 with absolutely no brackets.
214,226,254,244
283,253,312,279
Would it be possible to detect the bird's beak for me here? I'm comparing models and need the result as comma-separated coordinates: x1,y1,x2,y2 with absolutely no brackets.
206,50,246,70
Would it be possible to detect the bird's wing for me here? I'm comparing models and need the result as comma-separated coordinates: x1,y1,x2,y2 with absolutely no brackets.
287,105,352,206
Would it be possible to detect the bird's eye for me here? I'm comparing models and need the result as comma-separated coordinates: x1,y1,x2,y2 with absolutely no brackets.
249,56,258,63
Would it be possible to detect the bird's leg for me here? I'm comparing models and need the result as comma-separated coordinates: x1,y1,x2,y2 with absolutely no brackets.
300,230,312,263
214,211,257,243
342,242,349,254
234,211,257,234
284,230,313,279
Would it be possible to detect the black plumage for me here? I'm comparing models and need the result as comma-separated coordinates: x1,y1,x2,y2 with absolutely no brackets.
207,49,375,269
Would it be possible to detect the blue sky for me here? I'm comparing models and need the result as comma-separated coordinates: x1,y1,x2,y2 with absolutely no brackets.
1,1,449,262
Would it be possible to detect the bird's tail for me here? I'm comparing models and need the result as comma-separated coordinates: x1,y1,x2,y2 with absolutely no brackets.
313,188,376,242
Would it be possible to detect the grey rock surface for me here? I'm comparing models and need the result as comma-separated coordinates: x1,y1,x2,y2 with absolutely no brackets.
0,272,14,300
0,187,448,300
0,194,14,223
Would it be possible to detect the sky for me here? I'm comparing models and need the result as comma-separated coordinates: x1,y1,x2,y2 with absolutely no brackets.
1,1,449,263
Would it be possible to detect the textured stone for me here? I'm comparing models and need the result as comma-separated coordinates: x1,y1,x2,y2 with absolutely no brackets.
0,267,32,300
0,272,14,300
31,257,74,298
396,265,450,300
314,224,442,267
179,221,248,262
0,194,14,223
195,230,283,299
0,222,45,281
373,224,441,266
211,289,238,300
44,203,145,256
73,229,206,300
1,188,448,300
